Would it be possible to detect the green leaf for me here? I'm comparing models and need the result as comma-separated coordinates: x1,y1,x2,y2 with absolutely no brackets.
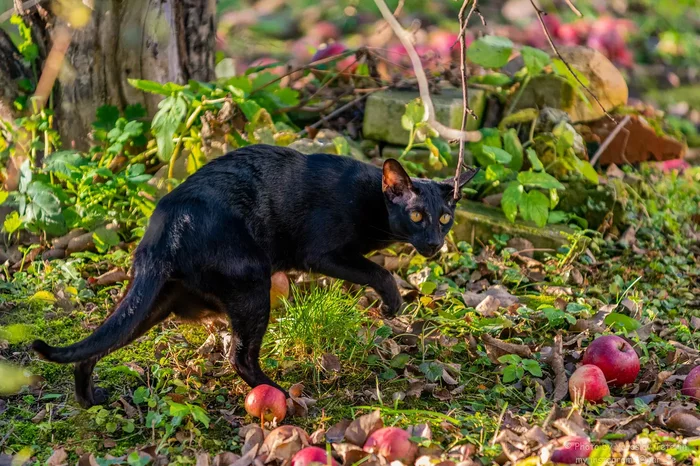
125,104,147,120
189,405,210,428
238,100,262,121
419,362,443,382
502,365,517,383
402,99,425,131
526,148,543,171
93,227,120,253
547,210,568,224
501,183,523,223
0,190,8,205
44,151,87,177
421,281,437,295
603,313,641,332
470,73,512,87
521,46,551,76
589,445,612,466
26,181,62,217
522,359,542,377
168,401,190,417
498,354,521,365
94,105,120,130
485,164,510,182
128,79,184,95
503,129,523,171
520,190,549,227
467,35,513,69
390,353,411,369
578,159,599,184
133,386,149,404
482,145,512,165
517,171,565,190
151,95,188,162
3,211,22,234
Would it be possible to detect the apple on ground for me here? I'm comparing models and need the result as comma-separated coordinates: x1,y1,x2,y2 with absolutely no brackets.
363,427,418,464
245,384,287,423
569,365,610,403
582,335,640,386
550,436,592,464
291,447,339,466
682,366,700,400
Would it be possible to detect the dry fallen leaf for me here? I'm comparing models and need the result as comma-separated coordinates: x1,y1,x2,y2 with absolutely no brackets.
260,425,311,464
46,447,68,466
344,410,383,446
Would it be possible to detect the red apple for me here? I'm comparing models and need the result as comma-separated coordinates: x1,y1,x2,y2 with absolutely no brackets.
569,365,610,403
245,384,287,422
292,447,339,466
363,427,417,463
270,272,290,309
550,436,592,464
582,335,640,386
682,366,700,400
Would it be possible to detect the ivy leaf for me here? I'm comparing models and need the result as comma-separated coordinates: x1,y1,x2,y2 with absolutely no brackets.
520,190,549,227
501,183,522,223
518,170,565,190
521,46,551,76
467,35,513,69
152,95,187,162
503,129,523,171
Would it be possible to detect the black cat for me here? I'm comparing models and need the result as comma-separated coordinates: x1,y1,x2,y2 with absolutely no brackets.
32,144,478,407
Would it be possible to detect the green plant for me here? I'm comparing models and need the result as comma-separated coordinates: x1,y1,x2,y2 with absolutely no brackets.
497,354,542,383
398,99,453,175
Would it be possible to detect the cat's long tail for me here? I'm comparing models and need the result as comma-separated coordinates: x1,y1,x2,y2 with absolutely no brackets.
31,266,168,363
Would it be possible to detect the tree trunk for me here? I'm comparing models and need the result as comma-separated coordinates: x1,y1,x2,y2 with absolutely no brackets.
1,0,216,150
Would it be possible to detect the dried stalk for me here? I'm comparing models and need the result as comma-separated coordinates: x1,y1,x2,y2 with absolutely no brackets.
373,0,481,143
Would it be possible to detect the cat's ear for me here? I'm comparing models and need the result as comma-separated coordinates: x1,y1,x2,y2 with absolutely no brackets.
440,167,480,201
382,159,413,202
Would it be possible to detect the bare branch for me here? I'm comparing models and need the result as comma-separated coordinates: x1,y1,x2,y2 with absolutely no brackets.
373,0,481,143
529,0,613,121
563,0,583,17
453,0,480,199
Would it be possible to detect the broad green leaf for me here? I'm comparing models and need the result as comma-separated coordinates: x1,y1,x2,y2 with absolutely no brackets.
522,359,542,377
520,190,549,227
189,405,211,428
604,313,641,332
273,87,300,106
152,95,188,162
502,365,517,383
548,210,568,224
419,362,443,382
421,281,437,295
93,226,120,253
482,146,512,165
485,164,510,182
168,401,190,417
498,354,521,364
125,104,147,120
589,445,612,466
517,170,565,190
577,159,599,184
18,159,32,194
0,190,7,205
467,35,513,69
526,148,544,171
503,129,523,171
94,105,120,130
470,73,512,87
521,46,551,76
238,100,262,121
44,150,87,177
26,181,62,217
133,386,149,404
501,183,523,223
390,353,411,369
402,99,425,130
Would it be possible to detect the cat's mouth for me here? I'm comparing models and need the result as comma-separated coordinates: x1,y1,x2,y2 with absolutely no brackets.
415,245,442,258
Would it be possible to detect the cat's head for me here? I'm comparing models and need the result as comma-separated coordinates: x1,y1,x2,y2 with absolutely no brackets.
382,159,478,257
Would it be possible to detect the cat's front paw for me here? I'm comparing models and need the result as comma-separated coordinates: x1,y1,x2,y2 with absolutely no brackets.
380,300,407,318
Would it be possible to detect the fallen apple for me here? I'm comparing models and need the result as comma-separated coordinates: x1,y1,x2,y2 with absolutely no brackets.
550,436,592,464
363,427,417,464
569,365,610,403
245,384,287,425
291,446,339,466
582,335,640,386
682,366,700,400
270,272,290,309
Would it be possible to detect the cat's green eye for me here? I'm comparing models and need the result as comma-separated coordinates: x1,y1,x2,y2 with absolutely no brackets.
439,213,451,225
410,211,423,223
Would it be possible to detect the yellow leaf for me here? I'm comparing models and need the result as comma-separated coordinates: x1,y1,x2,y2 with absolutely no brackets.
30,291,56,303
0,362,32,395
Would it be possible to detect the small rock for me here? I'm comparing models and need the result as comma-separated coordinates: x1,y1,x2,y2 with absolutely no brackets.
506,237,535,258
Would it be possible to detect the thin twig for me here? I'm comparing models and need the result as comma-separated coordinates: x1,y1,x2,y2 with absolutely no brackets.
453,0,479,199
297,91,376,137
563,0,583,17
452,1,486,49
590,114,631,166
373,0,481,143
529,0,613,121
0,0,45,22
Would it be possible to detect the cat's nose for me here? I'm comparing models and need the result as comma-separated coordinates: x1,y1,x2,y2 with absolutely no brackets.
426,239,442,249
